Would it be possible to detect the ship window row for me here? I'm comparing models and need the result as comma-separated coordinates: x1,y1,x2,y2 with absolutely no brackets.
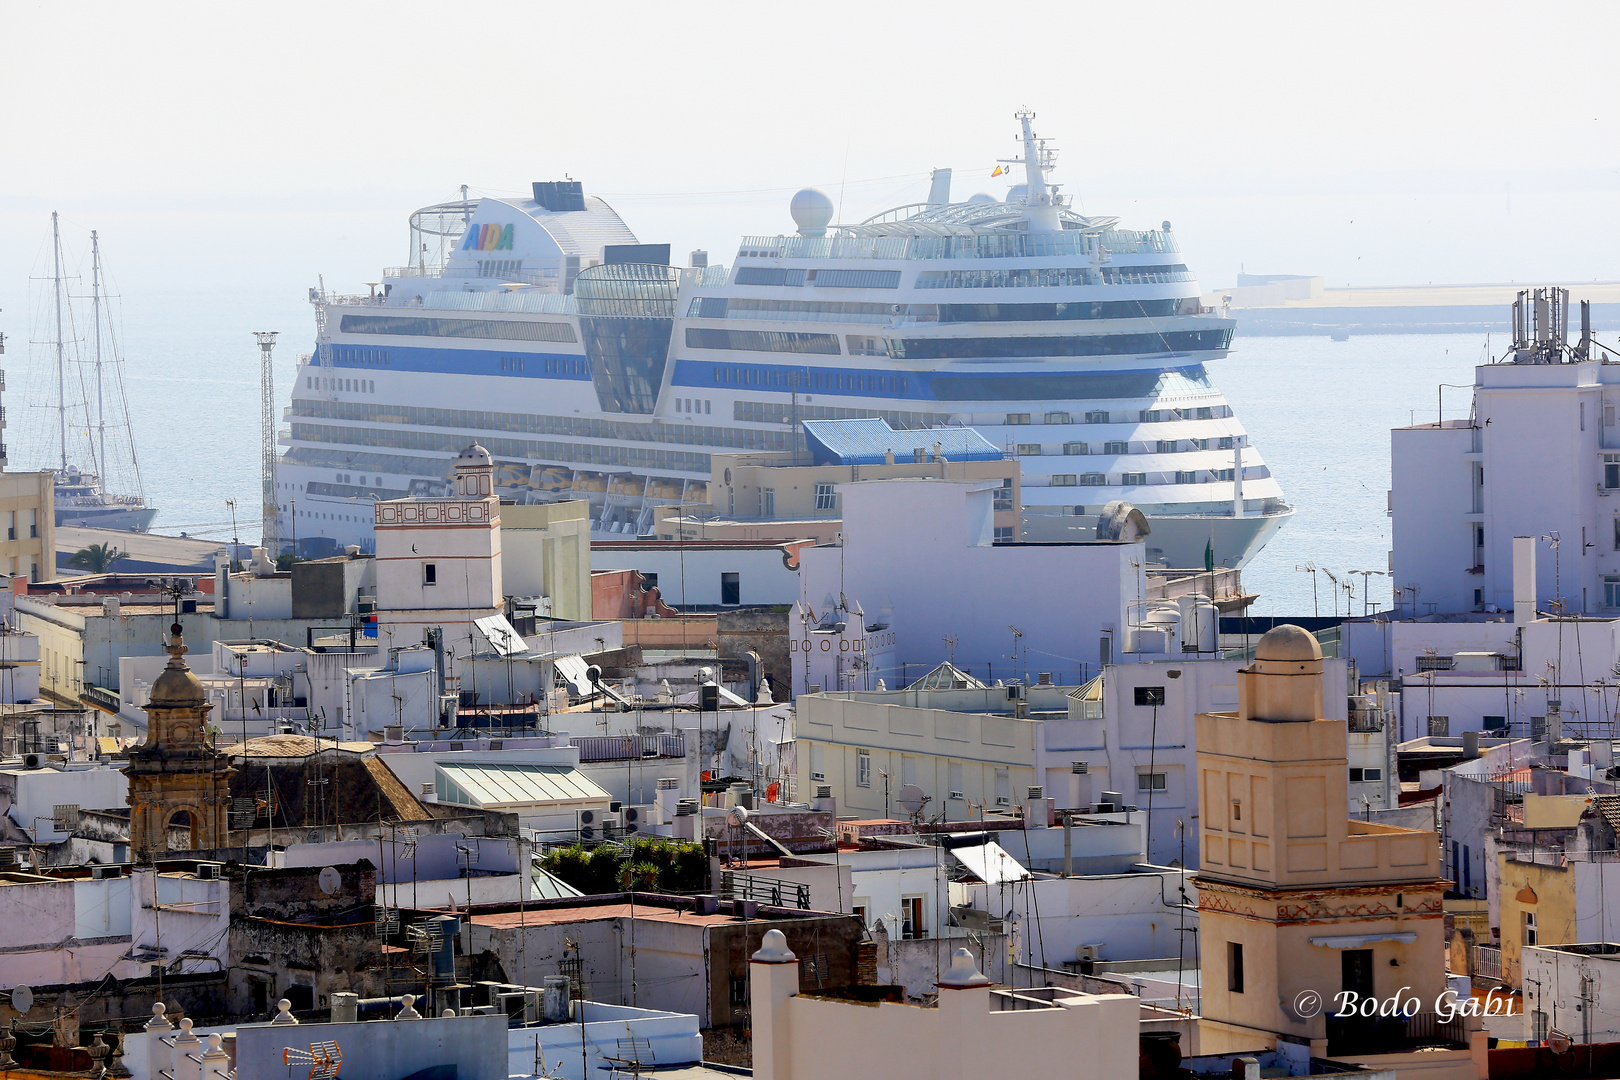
476,259,524,279
307,480,408,501
686,328,842,355
1005,406,1232,425
735,229,1178,261
1018,436,1242,456
890,328,1232,360
689,297,903,323
1100,266,1195,285
289,422,711,473
937,298,1201,323
308,376,376,394
1044,467,1261,487
916,268,1096,289
733,267,901,289
732,399,942,430
709,362,910,395
337,313,579,343
289,398,792,451
325,345,393,365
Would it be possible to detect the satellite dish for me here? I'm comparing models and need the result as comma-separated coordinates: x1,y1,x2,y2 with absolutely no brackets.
586,665,602,685
727,806,750,828
1548,1029,1573,1054
317,867,341,896
897,785,929,817
11,985,33,1012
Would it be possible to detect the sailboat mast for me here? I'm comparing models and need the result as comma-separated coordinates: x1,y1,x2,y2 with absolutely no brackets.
92,230,106,479
51,211,66,473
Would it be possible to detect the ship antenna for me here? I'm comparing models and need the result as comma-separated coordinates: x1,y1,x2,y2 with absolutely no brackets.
1004,109,1063,233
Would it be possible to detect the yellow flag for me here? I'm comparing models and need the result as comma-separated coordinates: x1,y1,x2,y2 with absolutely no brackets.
991,166,1005,178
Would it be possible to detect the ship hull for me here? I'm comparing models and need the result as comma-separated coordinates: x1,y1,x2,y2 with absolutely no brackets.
57,505,157,532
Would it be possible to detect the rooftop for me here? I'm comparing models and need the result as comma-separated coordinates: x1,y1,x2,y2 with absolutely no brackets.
801,417,1004,467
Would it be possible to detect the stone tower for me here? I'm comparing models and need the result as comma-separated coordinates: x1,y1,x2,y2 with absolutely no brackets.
125,623,233,858
1195,624,1451,1060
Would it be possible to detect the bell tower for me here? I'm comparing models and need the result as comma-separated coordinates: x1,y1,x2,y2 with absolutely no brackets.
124,623,233,858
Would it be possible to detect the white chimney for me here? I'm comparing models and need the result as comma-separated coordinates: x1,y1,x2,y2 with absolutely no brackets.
655,777,680,824
1513,535,1537,624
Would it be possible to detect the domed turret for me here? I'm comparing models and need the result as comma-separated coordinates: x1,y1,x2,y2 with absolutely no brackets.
790,188,834,237
1237,623,1324,722
454,443,495,497
147,623,207,709
1253,624,1322,664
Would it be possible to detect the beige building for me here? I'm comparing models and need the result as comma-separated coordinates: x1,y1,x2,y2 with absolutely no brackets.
0,469,55,583
749,929,1137,1080
1196,625,1483,1077
500,501,592,621
657,419,1021,543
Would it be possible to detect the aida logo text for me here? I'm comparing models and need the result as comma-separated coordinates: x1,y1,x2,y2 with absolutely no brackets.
462,223,515,251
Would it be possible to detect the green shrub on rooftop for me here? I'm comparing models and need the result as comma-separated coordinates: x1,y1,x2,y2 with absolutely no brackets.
540,838,707,895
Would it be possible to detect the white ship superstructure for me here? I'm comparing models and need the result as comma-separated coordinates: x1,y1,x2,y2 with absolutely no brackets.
279,113,1291,566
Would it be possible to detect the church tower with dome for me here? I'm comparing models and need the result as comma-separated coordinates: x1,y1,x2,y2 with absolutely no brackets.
1194,625,1465,1062
124,623,233,857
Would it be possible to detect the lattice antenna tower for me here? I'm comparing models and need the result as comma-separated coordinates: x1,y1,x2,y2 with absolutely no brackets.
254,332,280,553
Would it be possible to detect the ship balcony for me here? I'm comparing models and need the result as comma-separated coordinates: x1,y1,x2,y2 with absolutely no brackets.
278,428,292,445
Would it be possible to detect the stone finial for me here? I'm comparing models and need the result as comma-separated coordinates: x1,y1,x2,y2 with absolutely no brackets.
145,1003,173,1032
203,1034,227,1057
175,1018,197,1044
0,1020,17,1070
441,1009,456,1019
269,999,298,1025
751,928,796,963
394,995,421,1021
936,947,991,988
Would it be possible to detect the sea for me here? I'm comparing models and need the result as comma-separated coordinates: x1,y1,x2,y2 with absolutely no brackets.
0,212,1490,617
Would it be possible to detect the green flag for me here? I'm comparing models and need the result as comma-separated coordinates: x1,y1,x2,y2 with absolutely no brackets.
1204,538,1215,573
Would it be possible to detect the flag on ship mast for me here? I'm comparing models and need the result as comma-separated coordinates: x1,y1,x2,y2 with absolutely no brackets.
991,166,1006,177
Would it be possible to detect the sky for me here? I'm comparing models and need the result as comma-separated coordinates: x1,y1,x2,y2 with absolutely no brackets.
5,0,1620,296
0,0,1618,564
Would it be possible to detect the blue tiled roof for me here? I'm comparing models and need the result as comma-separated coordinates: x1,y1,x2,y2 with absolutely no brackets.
801,418,1003,466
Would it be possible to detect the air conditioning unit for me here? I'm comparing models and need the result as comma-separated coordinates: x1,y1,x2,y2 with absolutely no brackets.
1094,801,1117,813
21,753,43,770
1072,761,1089,774
949,790,965,801
0,847,17,868
195,863,223,881
1077,943,1102,962
1026,786,1044,800
90,864,123,880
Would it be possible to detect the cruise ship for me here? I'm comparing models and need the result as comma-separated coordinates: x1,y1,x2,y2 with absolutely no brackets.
278,112,1292,567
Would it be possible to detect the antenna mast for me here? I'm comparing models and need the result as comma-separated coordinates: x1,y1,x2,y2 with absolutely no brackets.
254,332,280,554
91,231,106,480
52,212,67,473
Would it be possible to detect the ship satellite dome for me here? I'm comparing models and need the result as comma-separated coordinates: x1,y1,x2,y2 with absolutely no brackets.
790,187,835,237
967,192,998,205
1005,183,1029,204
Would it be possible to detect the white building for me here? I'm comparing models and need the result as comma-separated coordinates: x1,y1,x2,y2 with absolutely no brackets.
749,930,1138,1080
0,862,229,991
592,538,811,609
1391,289,1620,617
374,444,503,668
792,478,1148,693
1522,943,1620,1046
796,651,1354,867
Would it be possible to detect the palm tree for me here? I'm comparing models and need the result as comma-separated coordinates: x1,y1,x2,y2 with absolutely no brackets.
67,542,125,574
